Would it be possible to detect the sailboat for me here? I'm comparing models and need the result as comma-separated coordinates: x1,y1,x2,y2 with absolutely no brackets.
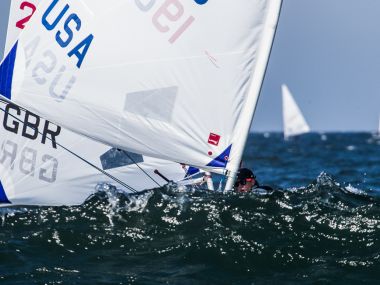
0,0,205,206
281,84,310,140
0,0,283,200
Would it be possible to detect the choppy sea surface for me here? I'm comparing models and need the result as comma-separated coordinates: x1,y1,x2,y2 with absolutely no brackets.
1,133,380,284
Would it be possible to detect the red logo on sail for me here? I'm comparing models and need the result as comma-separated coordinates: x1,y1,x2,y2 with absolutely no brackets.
208,133,220,146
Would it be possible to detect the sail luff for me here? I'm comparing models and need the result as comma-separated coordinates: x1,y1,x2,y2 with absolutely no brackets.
225,0,283,190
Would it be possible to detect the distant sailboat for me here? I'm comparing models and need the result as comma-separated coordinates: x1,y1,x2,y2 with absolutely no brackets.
374,115,380,138
282,84,310,140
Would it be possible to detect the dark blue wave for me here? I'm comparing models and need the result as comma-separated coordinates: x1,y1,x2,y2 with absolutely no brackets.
0,133,379,284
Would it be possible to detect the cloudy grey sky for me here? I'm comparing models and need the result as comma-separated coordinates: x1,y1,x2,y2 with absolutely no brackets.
1,0,379,132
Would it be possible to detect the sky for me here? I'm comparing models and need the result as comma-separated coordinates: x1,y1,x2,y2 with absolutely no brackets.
255,0,380,132
0,0,379,132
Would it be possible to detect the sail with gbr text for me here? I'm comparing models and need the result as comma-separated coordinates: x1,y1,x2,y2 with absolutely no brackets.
0,98,190,206
0,0,282,189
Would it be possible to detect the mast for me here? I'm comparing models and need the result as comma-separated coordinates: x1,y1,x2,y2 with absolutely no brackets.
225,0,283,191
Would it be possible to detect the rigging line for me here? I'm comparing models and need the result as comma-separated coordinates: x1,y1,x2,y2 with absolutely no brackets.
0,100,138,193
123,151,162,187
154,169,170,183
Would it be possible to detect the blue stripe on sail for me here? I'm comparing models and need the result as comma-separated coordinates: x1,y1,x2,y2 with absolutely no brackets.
206,145,232,168
0,41,18,99
186,166,200,177
0,180,11,204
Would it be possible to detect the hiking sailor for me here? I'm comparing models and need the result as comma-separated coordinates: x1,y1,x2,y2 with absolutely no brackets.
234,168,273,193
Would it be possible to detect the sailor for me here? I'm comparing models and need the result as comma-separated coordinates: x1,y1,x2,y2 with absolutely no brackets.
234,168,273,193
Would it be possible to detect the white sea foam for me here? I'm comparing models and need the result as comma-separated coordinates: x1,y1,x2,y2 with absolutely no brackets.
344,184,367,196
346,145,356,151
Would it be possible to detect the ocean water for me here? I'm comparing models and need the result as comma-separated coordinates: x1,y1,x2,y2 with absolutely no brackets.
1,133,380,284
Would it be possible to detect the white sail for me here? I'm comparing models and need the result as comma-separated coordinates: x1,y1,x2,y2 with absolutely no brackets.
1,0,282,188
373,115,380,139
282,84,310,139
0,0,193,206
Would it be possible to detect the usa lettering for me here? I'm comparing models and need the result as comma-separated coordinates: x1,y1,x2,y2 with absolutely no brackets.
16,0,79,101
2,103,61,149
42,0,94,68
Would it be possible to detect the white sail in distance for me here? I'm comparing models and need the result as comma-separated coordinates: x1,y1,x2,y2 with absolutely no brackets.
373,114,380,139
0,0,192,206
282,84,310,140
1,0,282,187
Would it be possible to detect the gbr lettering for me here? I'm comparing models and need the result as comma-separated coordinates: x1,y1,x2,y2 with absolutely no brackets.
0,140,58,183
3,103,61,149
